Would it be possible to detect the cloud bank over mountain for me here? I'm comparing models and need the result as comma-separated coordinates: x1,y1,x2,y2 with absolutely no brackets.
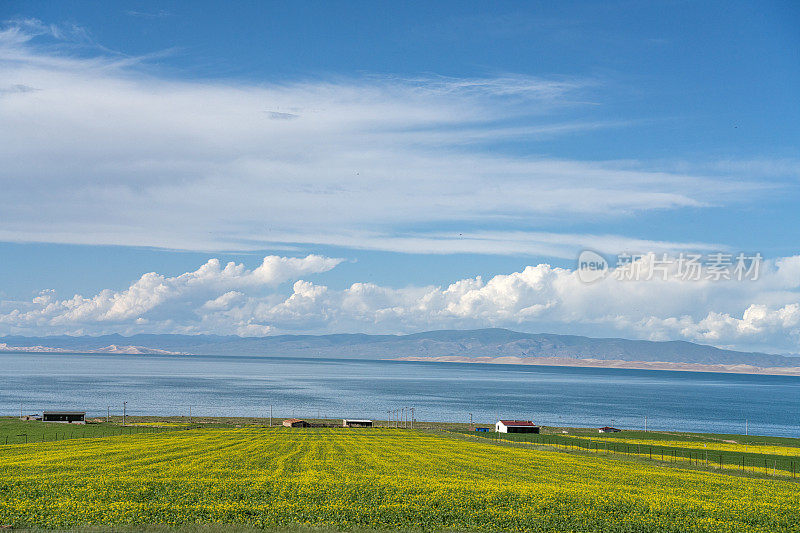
2,253,800,354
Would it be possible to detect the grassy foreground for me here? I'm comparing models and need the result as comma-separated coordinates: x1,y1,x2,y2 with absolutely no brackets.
2,428,800,532
0,419,179,445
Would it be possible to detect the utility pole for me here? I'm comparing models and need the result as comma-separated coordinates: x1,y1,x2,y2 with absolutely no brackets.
469,412,473,431
270,405,273,427
645,415,647,433
189,405,192,422
107,406,110,423
411,407,414,429
122,401,127,427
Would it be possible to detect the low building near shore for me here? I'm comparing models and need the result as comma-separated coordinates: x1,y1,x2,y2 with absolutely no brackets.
283,418,310,428
342,419,373,428
42,411,86,424
495,420,540,433
598,426,622,433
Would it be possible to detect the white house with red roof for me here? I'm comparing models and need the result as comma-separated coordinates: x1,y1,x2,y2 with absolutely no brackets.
495,420,540,434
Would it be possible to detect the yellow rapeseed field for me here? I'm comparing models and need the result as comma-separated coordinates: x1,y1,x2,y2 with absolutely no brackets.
566,435,800,457
1,428,799,531
129,422,195,428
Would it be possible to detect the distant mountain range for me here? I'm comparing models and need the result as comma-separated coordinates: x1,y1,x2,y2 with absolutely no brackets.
1,329,798,368
0,342,182,355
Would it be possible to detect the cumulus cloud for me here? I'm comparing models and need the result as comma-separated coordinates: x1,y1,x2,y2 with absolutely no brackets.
0,20,773,255
0,255,342,333
3,253,800,353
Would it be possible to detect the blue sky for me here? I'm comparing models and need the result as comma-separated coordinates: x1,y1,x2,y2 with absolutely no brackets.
1,1,800,352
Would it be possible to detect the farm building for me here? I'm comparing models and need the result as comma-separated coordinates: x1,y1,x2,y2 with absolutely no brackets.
283,418,310,428
342,419,373,428
42,411,85,424
495,420,540,433
19,414,42,421
598,426,622,433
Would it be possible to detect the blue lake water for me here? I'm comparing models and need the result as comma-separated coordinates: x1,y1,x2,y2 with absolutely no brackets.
2,351,799,437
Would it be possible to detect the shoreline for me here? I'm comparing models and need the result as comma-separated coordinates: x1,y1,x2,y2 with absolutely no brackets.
5,349,799,376
392,355,800,377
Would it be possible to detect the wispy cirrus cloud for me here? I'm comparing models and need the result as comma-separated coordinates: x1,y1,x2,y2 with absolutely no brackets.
125,10,172,19
217,230,723,259
0,20,779,256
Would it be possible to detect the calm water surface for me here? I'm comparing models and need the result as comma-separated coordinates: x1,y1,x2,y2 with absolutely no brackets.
2,352,799,437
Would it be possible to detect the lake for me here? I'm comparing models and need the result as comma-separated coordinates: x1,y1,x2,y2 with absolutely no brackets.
2,351,799,437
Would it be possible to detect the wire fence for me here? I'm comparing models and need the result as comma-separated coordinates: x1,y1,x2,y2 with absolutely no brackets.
472,431,800,479
0,423,188,446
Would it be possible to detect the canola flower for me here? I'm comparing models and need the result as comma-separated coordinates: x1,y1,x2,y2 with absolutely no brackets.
1,428,799,531
564,435,800,457
129,422,194,428
484,431,800,476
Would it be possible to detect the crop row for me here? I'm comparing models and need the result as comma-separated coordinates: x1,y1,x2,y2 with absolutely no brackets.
1,428,799,531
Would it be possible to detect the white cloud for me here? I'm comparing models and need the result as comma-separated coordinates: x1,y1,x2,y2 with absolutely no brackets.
0,21,772,255
3,253,800,353
2,21,798,353
304,230,723,258
0,254,342,332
